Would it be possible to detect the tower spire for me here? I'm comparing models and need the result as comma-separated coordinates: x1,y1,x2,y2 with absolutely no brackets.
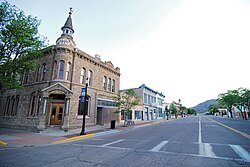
61,7,74,36
56,8,76,47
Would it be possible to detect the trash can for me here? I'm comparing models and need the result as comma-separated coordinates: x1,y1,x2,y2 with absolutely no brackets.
110,120,116,129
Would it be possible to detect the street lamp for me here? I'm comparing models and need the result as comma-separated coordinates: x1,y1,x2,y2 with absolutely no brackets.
178,99,182,117
80,78,89,135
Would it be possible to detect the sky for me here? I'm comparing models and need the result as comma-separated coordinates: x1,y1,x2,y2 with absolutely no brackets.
6,0,250,107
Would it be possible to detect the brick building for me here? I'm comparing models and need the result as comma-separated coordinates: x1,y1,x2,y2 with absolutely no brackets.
0,10,120,131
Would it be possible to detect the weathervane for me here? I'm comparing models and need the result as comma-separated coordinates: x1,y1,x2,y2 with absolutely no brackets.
69,7,73,15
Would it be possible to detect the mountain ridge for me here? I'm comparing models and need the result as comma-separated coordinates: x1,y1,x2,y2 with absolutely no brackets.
190,99,216,112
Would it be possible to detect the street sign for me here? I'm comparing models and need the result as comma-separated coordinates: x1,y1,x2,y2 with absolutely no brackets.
80,88,86,103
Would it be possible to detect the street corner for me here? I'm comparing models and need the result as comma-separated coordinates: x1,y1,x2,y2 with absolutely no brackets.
52,133,94,144
52,129,121,145
0,140,8,146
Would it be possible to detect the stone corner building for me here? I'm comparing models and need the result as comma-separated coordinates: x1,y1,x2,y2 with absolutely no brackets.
0,10,121,131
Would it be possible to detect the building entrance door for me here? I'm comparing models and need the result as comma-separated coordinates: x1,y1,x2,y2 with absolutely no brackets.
50,103,64,125
97,107,103,125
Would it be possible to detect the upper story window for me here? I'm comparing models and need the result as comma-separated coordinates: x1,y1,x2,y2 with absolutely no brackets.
35,65,40,82
148,95,151,104
108,78,111,91
41,63,46,81
88,70,93,86
80,67,86,84
65,62,71,81
58,60,65,80
144,93,147,104
112,79,115,92
103,76,107,90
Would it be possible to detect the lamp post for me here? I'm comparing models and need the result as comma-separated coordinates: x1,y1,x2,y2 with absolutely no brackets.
178,99,182,117
80,78,88,135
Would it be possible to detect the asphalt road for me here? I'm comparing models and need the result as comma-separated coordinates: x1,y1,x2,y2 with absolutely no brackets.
1,116,249,167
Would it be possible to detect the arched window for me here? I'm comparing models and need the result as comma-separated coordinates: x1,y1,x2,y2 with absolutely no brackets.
41,63,46,81
103,76,107,90
58,60,65,80
35,65,40,82
28,92,41,117
80,67,86,84
52,61,57,79
108,78,111,91
65,62,71,81
88,70,93,86
112,79,115,92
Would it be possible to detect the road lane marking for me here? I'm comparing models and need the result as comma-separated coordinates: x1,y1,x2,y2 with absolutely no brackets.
207,117,250,139
95,130,120,136
150,141,168,152
0,141,8,145
198,117,216,157
52,134,94,144
229,145,250,162
100,139,124,147
83,144,247,163
199,143,216,157
198,117,202,143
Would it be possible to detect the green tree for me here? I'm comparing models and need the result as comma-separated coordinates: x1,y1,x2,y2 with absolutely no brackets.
0,1,46,90
237,88,250,119
113,89,141,120
170,103,178,118
187,108,197,115
208,103,219,115
218,89,242,118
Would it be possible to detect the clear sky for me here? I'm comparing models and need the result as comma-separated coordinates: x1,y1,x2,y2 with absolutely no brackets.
7,0,250,107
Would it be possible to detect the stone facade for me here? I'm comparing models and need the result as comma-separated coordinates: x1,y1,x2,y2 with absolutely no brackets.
0,11,120,131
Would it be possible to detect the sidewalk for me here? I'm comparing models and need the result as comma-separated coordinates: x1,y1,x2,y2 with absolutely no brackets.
0,118,172,147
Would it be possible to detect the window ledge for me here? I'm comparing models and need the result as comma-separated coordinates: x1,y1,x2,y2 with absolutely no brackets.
76,115,90,119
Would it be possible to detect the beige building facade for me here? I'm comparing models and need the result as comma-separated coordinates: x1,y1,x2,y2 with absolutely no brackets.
0,11,120,131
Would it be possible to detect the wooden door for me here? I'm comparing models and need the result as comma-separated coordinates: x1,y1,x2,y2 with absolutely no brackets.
50,103,64,125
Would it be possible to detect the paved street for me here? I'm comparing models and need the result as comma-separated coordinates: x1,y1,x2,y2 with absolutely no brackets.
0,116,249,167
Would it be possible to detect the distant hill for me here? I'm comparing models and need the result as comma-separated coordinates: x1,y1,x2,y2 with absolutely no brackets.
190,99,216,112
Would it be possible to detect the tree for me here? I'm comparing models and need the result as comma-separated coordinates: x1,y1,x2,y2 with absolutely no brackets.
187,108,197,115
0,1,46,90
238,88,250,119
113,89,141,120
180,106,187,117
218,88,248,119
208,103,219,115
170,103,178,118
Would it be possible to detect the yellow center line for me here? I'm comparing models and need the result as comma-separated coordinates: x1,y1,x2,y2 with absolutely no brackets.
0,141,8,145
207,117,250,139
52,133,94,144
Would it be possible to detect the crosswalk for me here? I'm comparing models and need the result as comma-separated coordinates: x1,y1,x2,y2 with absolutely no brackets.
77,138,250,163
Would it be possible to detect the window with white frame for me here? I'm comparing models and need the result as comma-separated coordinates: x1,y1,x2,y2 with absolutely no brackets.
80,67,86,84
103,76,107,90
112,79,115,92
108,78,111,91
41,63,46,81
65,62,71,81
88,70,93,86
58,60,64,80
144,93,147,104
